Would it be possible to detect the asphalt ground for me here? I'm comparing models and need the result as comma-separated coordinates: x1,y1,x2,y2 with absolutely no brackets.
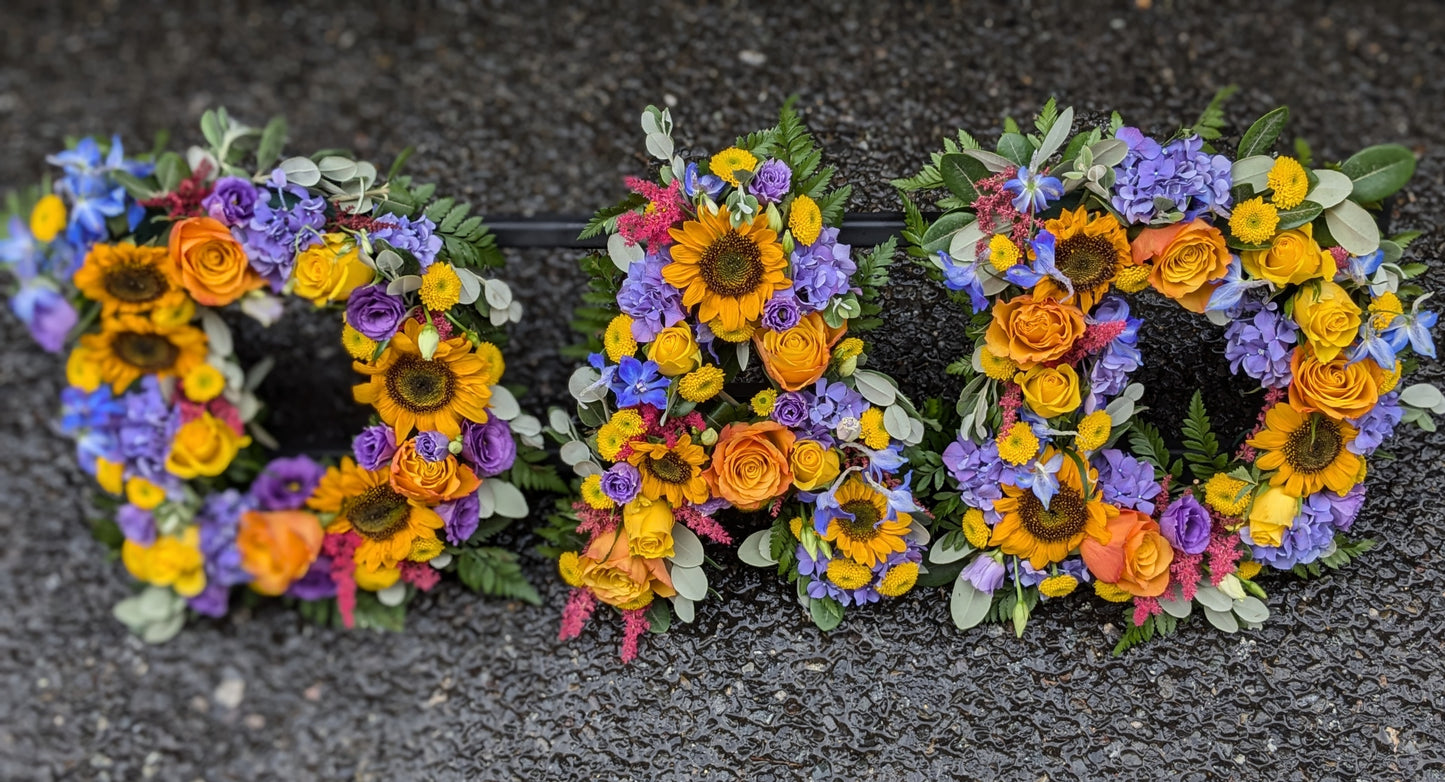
1,1,1443,779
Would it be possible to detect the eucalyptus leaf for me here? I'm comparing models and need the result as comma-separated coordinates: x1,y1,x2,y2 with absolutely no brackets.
279,156,321,187
487,385,521,420
454,266,482,305
1194,585,1234,613
548,408,574,434
809,597,845,632
927,538,974,566
961,148,1014,173
1086,138,1128,169
946,220,987,262
1231,155,1274,192
1400,383,1445,413
1233,596,1270,624
738,529,776,567
853,370,898,407
1307,169,1352,209
475,481,496,518
199,309,234,357
607,232,644,272
883,405,912,441
317,155,358,182
950,572,992,631
377,583,407,607
670,565,708,601
918,211,975,256
483,279,513,310
669,524,705,569
1158,588,1194,619
374,249,404,275
1203,607,1240,634
559,440,592,466
489,480,529,519
1324,199,1381,256
386,275,423,296
671,595,695,624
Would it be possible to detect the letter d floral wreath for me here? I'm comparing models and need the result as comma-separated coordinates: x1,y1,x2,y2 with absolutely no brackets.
898,95,1440,652
0,109,561,642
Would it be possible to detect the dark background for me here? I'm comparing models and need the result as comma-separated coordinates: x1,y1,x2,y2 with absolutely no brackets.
1,1,1443,779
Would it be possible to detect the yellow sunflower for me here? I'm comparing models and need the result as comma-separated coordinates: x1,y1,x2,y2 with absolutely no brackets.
352,319,495,440
308,457,445,571
819,477,912,568
988,448,1113,569
1034,206,1131,312
1247,403,1364,497
663,207,789,334
626,435,709,506
72,242,190,317
79,314,208,392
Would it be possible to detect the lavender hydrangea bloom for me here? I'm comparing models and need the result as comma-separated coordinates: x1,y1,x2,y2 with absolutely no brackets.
188,583,231,618
285,556,338,601
808,379,868,432
1111,127,1232,225
747,159,792,204
941,438,1006,520
960,555,1006,594
762,292,802,332
104,377,180,491
789,227,856,313
436,490,480,545
617,252,686,342
600,462,642,504
1159,494,1212,555
414,431,452,463
116,504,155,545
771,391,812,429
1224,301,1297,389
1094,449,1162,515
1014,558,1090,589
353,425,398,471
1087,296,1143,402
196,489,254,589
371,215,442,268
1249,486,1367,569
460,417,516,477
1348,392,1403,455
250,455,326,511
201,176,260,227
345,284,407,341
240,170,327,289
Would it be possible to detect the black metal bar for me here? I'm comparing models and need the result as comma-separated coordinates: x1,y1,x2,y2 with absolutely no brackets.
484,211,915,249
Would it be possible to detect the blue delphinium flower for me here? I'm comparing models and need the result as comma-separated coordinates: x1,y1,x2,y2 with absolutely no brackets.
1224,299,1297,388
937,250,989,313
1001,448,1064,507
1086,295,1143,403
681,162,724,200
610,357,669,408
1002,165,1063,214
1384,298,1438,360
47,135,149,246
1349,322,1398,371
1207,256,1271,314
1337,249,1386,288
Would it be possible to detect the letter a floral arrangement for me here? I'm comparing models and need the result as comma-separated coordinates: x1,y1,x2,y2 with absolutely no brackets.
896,93,1441,652
542,103,931,660
0,109,561,642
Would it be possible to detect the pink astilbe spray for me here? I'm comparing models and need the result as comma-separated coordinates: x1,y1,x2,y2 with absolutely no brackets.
177,397,245,436
999,384,1023,428
1155,474,1173,520
400,561,441,591
1049,319,1129,367
558,588,598,641
322,531,363,628
971,167,1039,254
574,502,620,539
1169,551,1203,602
616,178,686,248
619,607,652,663
1132,596,1163,627
1206,513,1243,585
675,504,732,545
1329,245,1350,271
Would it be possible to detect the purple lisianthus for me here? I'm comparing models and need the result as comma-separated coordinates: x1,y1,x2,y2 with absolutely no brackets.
762,292,802,332
960,555,1006,594
436,490,480,545
789,226,856,313
195,489,254,588
1111,127,1232,225
414,431,452,463
771,391,812,429
1348,392,1403,455
1093,449,1162,515
188,583,231,618
345,284,407,341
1159,493,1212,555
116,504,156,545
600,462,642,505
1248,486,1367,570
201,176,260,227
285,556,338,601
747,159,792,204
371,215,442,268
941,438,1006,521
1224,301,1297,389
460,417,516,477
250,455,326,511
353,425,398,471
10,282,77,353
617,252,686,342
240,169,327,290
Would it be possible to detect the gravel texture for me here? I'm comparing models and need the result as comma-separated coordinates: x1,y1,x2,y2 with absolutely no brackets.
1,1,1444,779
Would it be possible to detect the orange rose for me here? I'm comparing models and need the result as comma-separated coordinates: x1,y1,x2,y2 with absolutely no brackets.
578,526,676,609
983,294,1085,369
237,510,325,596
1288,347,1381,420
1132,219,1232,313
1240,224,1333,287
703,421,795,511
754,312,845,391
1080,508,1174,597
168,216,264,306
389,438,481,504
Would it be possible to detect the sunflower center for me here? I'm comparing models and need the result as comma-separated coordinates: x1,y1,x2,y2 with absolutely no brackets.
1055,234,1117,291
112,331,180,371
385,355,456,412
839,499,883,541
1283,414,1343,474
104,262,168,304
699,231,764,297
1019,486,1088,543
645,451,692,484
344,485,412,540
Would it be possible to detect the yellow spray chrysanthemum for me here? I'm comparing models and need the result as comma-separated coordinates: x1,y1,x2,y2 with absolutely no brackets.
789,194,823,247
1114,263,1152,294
1074,410,1112,452
788,516,805,540
996,421,1040,466
826,558,873,590
558,551,583,588
342,322,378,361
29,194,67,243
987,234,1021,273
1094,580,1133,602
876,561,919,598
859,407,890,450
419,262,462,312
1230,197,1280,245
1039,573,1079,598
409,535,445,563
181,363,226,403
604,313,638,362
979,348,1018,382
834,337,865,362
580,474,614,510
1267,156,1309,210
1236,560,1263,581
125,477,167,510
596,423,630,462
1379,360,1402,394
1204,473,1251,517
95,457,124,495
961,508,991,549
709,147,757,187
679,365,725,402
1369,291,1404,332
607,409,645,438
751,388,778,416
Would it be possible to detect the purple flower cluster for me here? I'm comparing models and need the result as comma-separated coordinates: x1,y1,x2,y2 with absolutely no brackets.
941,438,1006,521
116,504,156,545
762,292,801,332
346,284,407,341
250,455,325,511
1248,486,1366,569
352,425,398,471
788,227,856,313
436,491,480,546
618,252,686,342
59,385,125,468
371,215,442,268
961,555,1006,594
1224,301,1297,389
240,170,327,289
1348,392,1403,455
1093,449,1162,515
803,380,868,442
1111,128,1232,225
102,377,180,492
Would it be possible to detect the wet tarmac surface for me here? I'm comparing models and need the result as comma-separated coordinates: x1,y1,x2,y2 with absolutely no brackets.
1,1,1443,779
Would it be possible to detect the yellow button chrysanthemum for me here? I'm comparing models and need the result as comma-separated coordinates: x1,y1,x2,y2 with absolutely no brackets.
788,194,823,247
961,508,991,549
987,234,1021,272
751,388,778,416
1204,472,1251,518
708,147,758,188
604,314,638,362
876,561,919,597
1039,573,1079,598
419,262,462,312
1230,197,1280,245
580,473,614,509
679,365,725,402
1074,410,1112,452
608,409,646,438
1094,580,1133,603
1236,560,1263,581
859,407,890,450
996,422,1040,466
979,348,1017,382
558,551,583,588
1114,263,1152,294
342,322,378,361
182,363,227,403
29,194,67,243
826,558,872,590
1266,156,1309,210
125,477,167,510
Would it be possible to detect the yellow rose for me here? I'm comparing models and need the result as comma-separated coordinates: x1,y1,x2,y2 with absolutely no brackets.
789,439,841,491
646,324,701,377
1292,280,1363,362
292,232,373,305
622,496,677,560
754,312,846,391
165,413,251,479
703,421,795,511
1017,364,1082,418
388,438,481,504
122,527,206,598
1132,219,1233,313
238,510,325,596
578,527,676,609
168,216,264,307
1241,224,1333,287
1288,347,1381,420
1247,486,1299,546
983,295,1086,369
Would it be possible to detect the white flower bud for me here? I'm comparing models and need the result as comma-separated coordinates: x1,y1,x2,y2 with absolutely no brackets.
835,416,861,442
418,324,441,361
